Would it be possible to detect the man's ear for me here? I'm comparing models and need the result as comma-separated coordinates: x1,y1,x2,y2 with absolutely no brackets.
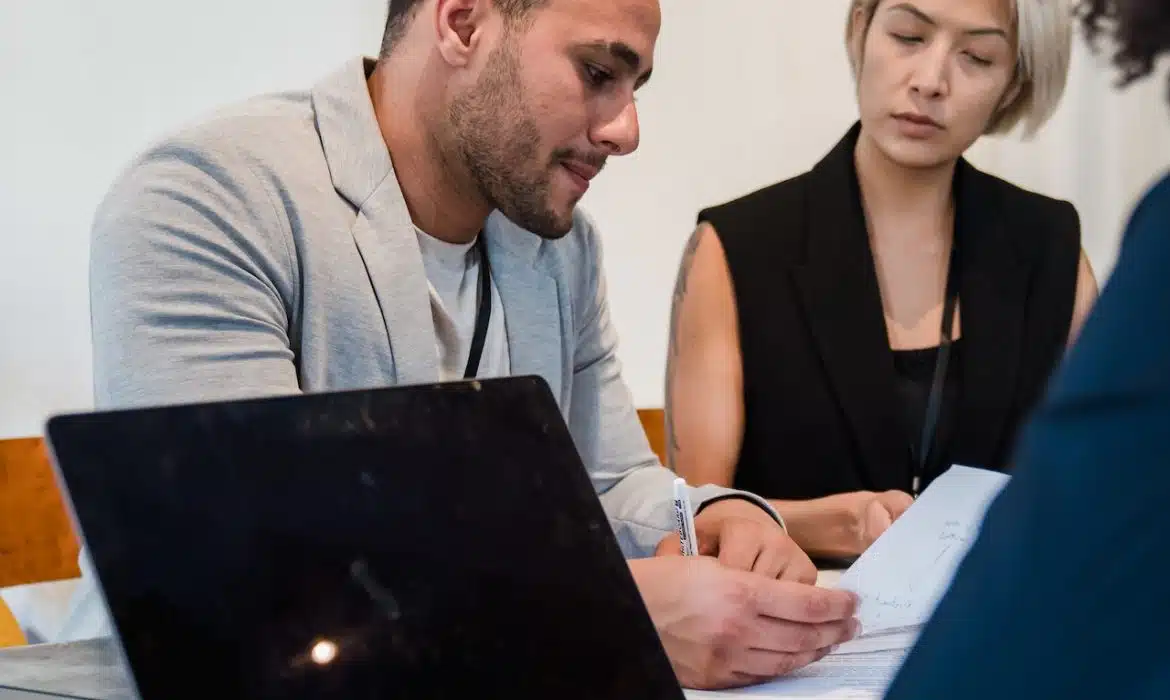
433,0,492,67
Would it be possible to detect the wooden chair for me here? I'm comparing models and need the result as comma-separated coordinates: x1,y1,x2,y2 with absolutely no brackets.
0,437,82,647
0,419,668,575
0,437,81,589
0,598,25,647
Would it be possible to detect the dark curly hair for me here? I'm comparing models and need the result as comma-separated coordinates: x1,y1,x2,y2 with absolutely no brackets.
1078,0,1170,94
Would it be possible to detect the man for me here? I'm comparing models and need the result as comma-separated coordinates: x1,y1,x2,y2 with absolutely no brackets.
78,0,858,689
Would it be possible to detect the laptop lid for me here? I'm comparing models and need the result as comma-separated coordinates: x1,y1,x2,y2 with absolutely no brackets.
45,376,685,700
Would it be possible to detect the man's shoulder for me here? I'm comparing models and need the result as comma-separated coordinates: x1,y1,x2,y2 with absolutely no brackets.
89,88,329,298
108,88,322,193
91,86,332,266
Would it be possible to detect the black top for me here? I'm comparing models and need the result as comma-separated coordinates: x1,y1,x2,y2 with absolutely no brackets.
891,340,963,488
697,123,1080,498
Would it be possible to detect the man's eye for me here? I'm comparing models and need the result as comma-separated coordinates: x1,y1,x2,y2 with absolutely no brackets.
584,63,614,88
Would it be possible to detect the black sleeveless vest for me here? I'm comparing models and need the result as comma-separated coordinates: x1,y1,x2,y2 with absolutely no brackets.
697,123,1081,499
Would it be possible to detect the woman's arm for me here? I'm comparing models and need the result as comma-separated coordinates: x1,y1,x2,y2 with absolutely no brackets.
664,222,744,485
663,223,909,558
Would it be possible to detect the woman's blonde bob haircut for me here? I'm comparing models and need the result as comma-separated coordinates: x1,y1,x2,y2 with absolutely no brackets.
845,0,1073,137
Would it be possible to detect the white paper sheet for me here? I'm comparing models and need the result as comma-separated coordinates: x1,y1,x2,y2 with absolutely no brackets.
681,466,1008,699
684,649,906,700
829,627,918,655
835,465,1010,636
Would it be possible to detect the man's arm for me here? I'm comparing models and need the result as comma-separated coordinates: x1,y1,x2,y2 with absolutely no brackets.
56,137,302,644
89,137,301,409
882,176,1170,700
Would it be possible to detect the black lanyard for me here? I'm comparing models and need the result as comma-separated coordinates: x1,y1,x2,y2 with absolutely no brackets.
911,232,961,497
462,236,493,379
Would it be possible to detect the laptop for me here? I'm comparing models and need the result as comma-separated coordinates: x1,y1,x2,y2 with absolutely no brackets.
44,376,686,700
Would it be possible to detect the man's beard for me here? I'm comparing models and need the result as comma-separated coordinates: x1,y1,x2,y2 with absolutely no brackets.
446,38,576,239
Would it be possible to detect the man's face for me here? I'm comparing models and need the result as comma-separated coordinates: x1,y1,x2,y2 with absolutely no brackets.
446,0,659,238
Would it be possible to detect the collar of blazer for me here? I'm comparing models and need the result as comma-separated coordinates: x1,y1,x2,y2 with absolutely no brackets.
306,57,564,395
791,121,1029,486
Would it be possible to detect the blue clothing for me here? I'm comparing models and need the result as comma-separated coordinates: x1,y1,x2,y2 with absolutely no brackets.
884,172,1170,699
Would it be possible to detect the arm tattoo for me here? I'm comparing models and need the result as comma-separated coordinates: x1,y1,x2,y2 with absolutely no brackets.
664,226,705,471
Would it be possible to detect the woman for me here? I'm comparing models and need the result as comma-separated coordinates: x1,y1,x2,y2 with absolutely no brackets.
665,0,1099,559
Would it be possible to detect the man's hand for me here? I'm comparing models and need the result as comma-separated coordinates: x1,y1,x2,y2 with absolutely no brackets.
656,497,816,583
630,556,860,690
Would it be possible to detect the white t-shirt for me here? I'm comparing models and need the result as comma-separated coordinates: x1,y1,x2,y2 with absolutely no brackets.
414,227,510,381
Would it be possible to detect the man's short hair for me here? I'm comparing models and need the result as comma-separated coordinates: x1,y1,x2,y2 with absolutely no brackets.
380,0,548,57
844,0,1074,138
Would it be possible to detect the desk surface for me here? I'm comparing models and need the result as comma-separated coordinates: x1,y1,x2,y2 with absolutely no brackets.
0,637,128,700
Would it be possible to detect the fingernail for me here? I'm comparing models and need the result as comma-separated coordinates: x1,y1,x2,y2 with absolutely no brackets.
851,619,862,638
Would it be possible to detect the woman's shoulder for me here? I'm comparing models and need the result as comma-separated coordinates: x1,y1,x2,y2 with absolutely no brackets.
974,167,1076,215
697,170,814,230
962,161,1081,258
697,127,859,249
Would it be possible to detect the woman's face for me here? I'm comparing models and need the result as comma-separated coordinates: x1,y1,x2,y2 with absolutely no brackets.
853,0,1019,169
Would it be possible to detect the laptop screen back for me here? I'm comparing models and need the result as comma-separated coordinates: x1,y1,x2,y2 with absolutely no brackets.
46,377,685,700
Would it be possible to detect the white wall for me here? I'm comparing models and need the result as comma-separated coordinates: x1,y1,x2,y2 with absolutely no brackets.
1,0,1167,437
0,0,387,437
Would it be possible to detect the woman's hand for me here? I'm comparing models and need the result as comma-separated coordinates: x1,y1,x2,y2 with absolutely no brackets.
776,490,914,558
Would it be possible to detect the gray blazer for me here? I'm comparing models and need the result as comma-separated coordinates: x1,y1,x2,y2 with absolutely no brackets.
87,56,780,563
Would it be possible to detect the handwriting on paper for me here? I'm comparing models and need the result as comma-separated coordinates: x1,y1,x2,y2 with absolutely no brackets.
835,466,1011,635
